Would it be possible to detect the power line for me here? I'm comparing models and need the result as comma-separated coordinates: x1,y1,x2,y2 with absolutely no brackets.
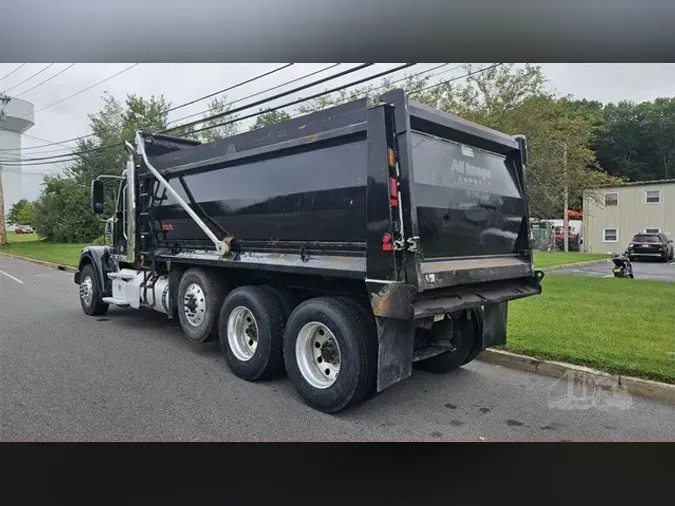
3,64,55,93
7,62,449,168
0,165,65,176
164,63,378,134
165,63,294,115
413,63,503,94
163,63,342,130
0,64,26,84
2,63,378,164
4,63,296,152
33,63,140,114
6,62,488,168
369,63,453,93
14,64,76,98
171,63,415,136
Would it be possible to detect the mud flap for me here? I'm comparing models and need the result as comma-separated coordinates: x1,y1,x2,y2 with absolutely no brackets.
481,301,508,348
375,316,416,392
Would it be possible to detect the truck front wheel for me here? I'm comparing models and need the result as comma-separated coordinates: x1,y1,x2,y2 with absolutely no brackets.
218,286,286,381
283,297,377,413
79,264,109,316
177,268,227,343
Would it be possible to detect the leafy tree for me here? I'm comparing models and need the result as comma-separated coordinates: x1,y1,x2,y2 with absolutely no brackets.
183,96,240,143
6,198,27,226
593,97,675,181
16,201,36,228
250,110,292,130
35,92,173,242
34,176,103,242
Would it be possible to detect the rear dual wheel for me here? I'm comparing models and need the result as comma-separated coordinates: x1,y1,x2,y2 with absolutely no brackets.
218,286,288,381
216,285,378,413
283,297,377,413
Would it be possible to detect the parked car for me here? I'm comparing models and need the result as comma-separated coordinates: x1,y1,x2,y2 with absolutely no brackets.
627,233,674,262
15,224,34,234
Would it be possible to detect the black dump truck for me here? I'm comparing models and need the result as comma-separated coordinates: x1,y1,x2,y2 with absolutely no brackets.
75,89,543,413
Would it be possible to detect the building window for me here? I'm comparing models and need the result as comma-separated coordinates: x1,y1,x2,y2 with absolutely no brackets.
603,228,618,243
645,227,661,234
645,190,661,204
604,192,619,206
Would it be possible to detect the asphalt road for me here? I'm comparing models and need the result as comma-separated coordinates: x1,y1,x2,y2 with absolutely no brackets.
1,256,673,441
554,257,675,281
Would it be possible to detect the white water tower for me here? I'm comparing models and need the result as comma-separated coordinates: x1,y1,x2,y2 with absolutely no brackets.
0,94,35,226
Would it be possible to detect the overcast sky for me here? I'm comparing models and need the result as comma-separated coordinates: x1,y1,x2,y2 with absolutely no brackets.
2,62,675,202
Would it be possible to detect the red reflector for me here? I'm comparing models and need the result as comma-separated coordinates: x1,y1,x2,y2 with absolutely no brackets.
390,198,398,207
389,177,398,197
382,243,393,252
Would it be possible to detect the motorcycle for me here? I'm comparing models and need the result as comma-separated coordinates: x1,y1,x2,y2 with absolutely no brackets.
612,252,634,279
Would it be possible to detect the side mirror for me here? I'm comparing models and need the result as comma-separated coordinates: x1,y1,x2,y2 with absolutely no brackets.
91,179,105,214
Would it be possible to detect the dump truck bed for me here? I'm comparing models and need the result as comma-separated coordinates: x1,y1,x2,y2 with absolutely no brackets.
139,89,537,302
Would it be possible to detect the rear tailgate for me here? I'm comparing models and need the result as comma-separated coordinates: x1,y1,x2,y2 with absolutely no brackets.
401,99,535,291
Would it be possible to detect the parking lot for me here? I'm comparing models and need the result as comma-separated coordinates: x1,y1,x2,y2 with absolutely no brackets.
1,256,674,441
555,258,675,281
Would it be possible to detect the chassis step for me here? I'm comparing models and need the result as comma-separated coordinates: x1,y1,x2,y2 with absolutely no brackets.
107,270,138,281
102,297,130,307
412,347,447,362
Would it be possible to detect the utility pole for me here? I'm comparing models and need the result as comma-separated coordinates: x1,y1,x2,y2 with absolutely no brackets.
562,141,569,253
0,172,6,247
0,93,9,247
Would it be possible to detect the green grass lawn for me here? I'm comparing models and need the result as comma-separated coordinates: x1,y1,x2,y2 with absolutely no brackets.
533,251,612,269
2,232,86,267
5,231,43,243
507,274,675,384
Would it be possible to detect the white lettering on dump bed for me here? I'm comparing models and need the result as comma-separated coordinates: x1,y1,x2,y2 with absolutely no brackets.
450,159,493,188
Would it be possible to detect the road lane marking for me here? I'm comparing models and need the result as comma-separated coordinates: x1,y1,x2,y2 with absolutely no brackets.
0,270,24,284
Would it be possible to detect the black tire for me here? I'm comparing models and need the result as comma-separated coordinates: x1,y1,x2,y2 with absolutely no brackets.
218,286,286,381
335,296,380,401
176,268,227,343
283,297,377,413
79,264,109,316
461,309,484,366
262,286,296,321
415,312,479,374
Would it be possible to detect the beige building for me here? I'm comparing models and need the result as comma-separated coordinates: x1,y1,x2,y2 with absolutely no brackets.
583,179,675,254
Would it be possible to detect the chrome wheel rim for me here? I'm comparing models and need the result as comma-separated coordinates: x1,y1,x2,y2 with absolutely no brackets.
295,322,341,389
183,283,206,327
80,276,93,306
227,306,259,362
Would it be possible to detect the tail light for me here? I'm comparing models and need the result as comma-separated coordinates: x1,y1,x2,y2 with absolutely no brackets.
382,233,393,252
389,177,398,207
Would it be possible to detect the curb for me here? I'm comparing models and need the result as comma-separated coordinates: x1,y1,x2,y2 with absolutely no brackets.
540,258,612,273
477,348,675,406
0,252,78,273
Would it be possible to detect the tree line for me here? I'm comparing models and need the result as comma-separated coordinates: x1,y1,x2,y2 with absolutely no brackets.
11,64,675,243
